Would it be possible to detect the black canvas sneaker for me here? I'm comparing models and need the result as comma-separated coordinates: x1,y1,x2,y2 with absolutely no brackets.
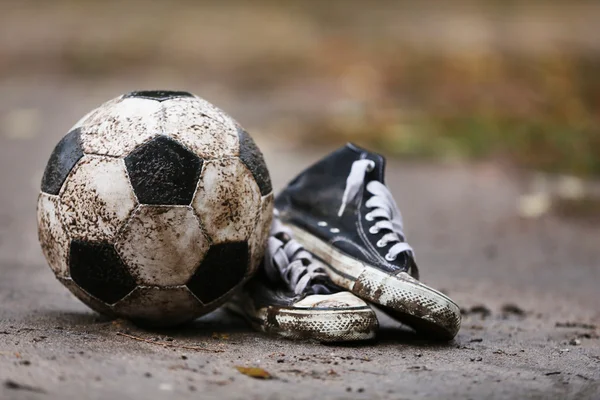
274,144,461,340
228,215,378,342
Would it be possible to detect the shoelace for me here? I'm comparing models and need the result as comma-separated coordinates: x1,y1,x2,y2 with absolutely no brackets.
264,215,331,295
338,159,414,262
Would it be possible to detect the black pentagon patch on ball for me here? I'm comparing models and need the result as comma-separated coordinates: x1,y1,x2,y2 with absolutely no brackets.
237,127,272,196
186,241,249,304
69,240,137,305
123,90,194,102
125,136,202,205
41,128,84,195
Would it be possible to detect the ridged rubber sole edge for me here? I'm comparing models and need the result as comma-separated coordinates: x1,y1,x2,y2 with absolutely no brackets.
287,225,462,340
258,306,378,342
228,301,378,342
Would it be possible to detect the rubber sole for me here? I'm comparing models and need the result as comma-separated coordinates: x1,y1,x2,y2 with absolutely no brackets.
287,225,462,341
227,298,378,342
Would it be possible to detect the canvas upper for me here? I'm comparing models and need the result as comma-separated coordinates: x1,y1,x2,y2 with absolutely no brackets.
275,143,419,280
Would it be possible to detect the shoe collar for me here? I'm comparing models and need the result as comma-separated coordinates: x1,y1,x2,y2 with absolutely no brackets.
345,142,387,184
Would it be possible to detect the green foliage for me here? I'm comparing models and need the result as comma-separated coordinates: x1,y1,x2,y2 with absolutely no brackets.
305,50,600,176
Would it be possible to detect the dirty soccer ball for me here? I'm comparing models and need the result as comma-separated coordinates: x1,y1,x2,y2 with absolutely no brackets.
37,90,274,326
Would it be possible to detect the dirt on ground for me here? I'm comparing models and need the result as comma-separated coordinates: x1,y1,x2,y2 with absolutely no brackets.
0,78,598,400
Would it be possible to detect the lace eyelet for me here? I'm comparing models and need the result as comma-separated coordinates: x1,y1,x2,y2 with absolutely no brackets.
369,226,379,234
376,239,387,248
385,253,397,262
365,213,374,222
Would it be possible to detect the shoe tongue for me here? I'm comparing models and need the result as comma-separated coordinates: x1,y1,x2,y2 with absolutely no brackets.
305,275,334,295
346,143,386,183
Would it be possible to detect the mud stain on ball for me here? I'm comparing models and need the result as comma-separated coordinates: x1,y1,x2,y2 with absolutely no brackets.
164,95,240,129
59,156,137,242
79,97,162,157
162,97,239,160
116,206,210,286
37,193,70,277
192,158,261,244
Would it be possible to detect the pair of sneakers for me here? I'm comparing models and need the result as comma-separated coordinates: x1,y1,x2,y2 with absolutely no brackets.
228,144,461,342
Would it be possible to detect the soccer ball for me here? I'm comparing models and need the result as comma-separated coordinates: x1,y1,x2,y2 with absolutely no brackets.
37,90,274,326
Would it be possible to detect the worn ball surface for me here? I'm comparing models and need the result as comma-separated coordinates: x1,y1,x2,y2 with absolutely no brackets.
37,90,273,326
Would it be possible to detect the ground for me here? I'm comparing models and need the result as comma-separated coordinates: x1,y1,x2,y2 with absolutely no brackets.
0,78,599,400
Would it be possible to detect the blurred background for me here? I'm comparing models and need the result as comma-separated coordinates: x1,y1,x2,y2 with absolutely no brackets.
1,0,599,218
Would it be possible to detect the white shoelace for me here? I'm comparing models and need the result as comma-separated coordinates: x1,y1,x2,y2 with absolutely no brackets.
338,159,414,262
264,216,331,295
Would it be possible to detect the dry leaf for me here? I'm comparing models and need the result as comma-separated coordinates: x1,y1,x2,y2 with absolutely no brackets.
212,333,230,340
235,366,272,380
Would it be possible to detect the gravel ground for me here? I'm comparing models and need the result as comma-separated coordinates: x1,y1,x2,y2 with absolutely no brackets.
0,78,598,400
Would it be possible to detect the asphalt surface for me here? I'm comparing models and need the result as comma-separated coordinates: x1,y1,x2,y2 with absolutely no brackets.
0,78,598,399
